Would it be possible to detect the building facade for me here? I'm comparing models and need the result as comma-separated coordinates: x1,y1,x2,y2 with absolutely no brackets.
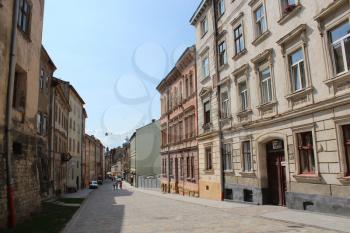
129,120,161,187
83,134,104,186
0,0,46,227
191,0,350,215
67,86,85,191
50,78,70,195
38,46,56,198
157,46,199,196
190,1,223,200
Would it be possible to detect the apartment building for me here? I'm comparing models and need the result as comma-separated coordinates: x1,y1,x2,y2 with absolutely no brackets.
67,86,85,191
50,78,70,195
157,46,199,196
129,120,161,187
0,0,46,227
38,46,57,198
83,134,104,186
190,0,350,215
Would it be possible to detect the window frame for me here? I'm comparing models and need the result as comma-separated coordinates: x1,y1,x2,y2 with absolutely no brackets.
239,81,249,111
17,0,32,35
292,125,319,177
254,4,267,38
220,90,230,119
201,17,208,37
218,40,227,67
233,23,245,55
222,143,232,172
205,147,213,171
202,55,210,79
289,48,306,92
217,0,225,17
203,100,211,125
241,141,253,172
258,63,274,104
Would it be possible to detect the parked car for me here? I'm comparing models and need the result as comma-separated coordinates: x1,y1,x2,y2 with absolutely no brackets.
89,181,98,189
97,179,103,185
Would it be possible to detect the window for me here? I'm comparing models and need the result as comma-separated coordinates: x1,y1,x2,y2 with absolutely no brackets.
217,0,225,16
191,156,195,179
205,147,212,170
169,159,173,176
180,158,184,178
189,75,193,94
36,113,41,134
221,91,229,119
254,5,267,37
297,131,315,174
242,141,252,172
202,56,210,78
218,41,227,66
18,0,31,34
222,144,232,171
201,17,208,36
342,125,350,175
13,71,26,111
260,67,273,104
179,121,183,142
239,81,248,111
186,157,190,178
329,21,350,75
289,49,306,92
234,24,245,54
39,69,44,90
204,101,211,124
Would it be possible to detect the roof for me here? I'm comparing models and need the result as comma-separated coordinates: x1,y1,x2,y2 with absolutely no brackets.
190,0,210,25
69,84,86,105
41,45,57,70
156,45,195,92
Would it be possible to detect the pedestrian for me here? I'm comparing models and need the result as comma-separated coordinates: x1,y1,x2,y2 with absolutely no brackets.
119,180,123,190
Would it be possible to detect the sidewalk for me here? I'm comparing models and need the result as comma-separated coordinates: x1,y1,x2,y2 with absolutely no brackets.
126,182,350,233
262,210,350,233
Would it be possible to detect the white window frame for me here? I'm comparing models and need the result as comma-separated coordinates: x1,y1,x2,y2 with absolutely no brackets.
289,48,306,92
221,90,230,119
259,64,273,104
241,140,253,172
254,4,267,37
201,17,208,36
239,81,248,111
202,56,210,79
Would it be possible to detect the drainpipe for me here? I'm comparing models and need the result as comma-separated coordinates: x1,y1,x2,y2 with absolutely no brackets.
5,0,20,227
211,0,225,201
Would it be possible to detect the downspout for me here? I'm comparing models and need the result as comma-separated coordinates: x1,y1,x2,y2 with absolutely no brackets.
5,0,20,228
210,0,224,201
48,84,55,195
194,48,199,197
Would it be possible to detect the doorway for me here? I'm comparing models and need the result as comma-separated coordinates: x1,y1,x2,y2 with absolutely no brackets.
266,140,286,206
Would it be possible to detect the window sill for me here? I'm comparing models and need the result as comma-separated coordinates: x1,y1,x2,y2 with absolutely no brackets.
204,169,214,175
277,4,302,25
218,63,229,72
240,172,256,178
337,176,350,185
252,30,271,46
256,100,277,111
232,49,247,61
224,170,234,174
17,28,32,43
285,86,313,100
324,71,350,86
236,109,252,118
293,174,323,184
200,76,211,85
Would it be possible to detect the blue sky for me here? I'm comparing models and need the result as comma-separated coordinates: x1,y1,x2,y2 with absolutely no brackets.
43,0,201,148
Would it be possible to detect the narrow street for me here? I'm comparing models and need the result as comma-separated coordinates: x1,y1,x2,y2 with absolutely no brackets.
62,183,339,233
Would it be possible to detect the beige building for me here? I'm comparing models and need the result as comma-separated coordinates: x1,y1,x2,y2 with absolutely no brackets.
83,134,104,186
191,0,350,215
67,86,85,191
0,0,46,227
38,46,56,198
50,78,70,195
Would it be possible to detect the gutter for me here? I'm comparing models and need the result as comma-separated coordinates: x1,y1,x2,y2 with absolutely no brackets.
5,0,20,227
210,0,225,201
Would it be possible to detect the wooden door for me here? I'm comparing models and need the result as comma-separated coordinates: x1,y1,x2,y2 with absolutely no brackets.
267,147,286,206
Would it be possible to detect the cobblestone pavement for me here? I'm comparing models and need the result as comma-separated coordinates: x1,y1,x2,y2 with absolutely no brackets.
62,182,340,233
